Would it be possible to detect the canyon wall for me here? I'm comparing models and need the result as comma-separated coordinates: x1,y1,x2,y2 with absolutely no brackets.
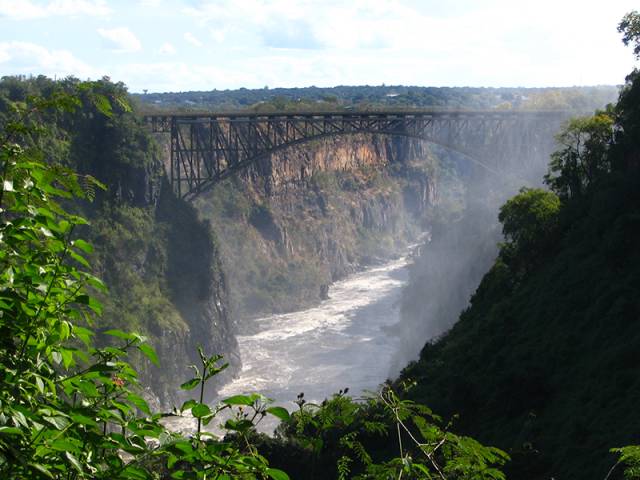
66,117,239,407
191,134,440,319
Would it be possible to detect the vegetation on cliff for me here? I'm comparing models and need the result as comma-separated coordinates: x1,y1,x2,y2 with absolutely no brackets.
0,85,298,478
0,76,235,405
0,77,512,479
397,20,640,478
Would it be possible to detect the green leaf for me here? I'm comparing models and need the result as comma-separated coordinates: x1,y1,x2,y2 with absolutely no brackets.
266,406,290,422
121,465,149,480
0,427,23,435
72,239,93,254
87,296,102,315
69,413,97,427
77,295,103,315
81,272,107,292
103,329,134,340
180,399,197,412
127,393,151,415
57,220,70,233
73,326,94,346
51,351,62,365
266,468,290,480
191,403,211,419
64,451,82,473
70,250,90,268
179,378,200,391
29,463,54,479
222,394,255,406
224,419,254,432
138,343,159,366
58,321,70,340
34,376,45,394
52,439,80,452
60,348,73,369
43,415,70,430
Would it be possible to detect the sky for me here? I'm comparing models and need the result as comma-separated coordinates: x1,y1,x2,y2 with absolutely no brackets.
0,0,638,93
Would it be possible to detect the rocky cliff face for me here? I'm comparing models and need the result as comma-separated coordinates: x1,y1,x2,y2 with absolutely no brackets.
192,134,439,318
88,177,239,407
65,113,239,407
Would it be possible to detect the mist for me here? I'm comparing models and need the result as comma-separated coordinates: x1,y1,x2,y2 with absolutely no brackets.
391,126,562,373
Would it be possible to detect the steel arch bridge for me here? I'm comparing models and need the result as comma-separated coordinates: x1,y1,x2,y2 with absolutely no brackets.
145,110,567,199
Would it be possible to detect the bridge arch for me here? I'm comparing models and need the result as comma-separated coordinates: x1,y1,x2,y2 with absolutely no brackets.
145,111,567,199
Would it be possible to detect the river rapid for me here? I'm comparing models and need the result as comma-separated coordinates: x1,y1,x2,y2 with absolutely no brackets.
166,251,416,434
217,252,413,424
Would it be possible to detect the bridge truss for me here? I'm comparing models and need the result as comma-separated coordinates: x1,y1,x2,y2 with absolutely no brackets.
145,110,566,198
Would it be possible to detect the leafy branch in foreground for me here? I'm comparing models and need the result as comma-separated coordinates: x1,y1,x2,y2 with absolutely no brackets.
608,446,640,479
274,384,508,479
0,84,289,479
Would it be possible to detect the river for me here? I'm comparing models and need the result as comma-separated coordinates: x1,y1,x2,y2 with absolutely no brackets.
166,252,415,434
215,253,413,427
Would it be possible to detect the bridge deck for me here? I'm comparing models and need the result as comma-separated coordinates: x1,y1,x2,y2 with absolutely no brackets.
143,109,568,121
143,109,570,199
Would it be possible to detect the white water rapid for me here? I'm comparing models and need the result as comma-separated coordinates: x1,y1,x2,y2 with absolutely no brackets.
166,252,414,435
219,252,411,407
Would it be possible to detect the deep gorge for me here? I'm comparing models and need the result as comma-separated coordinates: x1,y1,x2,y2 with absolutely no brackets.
3,74,635,479
83,107,560,408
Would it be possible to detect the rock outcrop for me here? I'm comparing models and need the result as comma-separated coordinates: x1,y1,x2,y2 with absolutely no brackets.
192,134,439,318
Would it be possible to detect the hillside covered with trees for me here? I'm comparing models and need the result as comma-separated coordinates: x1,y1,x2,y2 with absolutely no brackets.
395,24,640,479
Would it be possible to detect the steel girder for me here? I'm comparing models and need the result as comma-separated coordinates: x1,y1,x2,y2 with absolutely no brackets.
144,111,567,199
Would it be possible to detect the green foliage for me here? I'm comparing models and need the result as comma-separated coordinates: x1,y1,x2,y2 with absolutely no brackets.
1,75,234,406
612,446,640,479
398,53,640,480
134,82,618,114
268,386,508,479
0,84,292,479
1,75,505,480
544,112,614,200
498,188,560,273
618,11,640,59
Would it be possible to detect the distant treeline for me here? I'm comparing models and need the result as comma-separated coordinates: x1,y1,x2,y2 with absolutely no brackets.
133,84,619,113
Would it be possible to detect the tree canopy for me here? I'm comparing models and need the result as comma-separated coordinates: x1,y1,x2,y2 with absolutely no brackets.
618,10,640,59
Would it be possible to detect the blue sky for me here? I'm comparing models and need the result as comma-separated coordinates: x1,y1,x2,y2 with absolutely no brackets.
0,0,638,93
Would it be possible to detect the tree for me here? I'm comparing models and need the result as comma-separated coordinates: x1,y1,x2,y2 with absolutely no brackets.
498,188,561,272
618,11,640,59
544,112,614,200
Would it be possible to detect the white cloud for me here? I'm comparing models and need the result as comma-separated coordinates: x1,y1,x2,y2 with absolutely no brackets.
158,42,176,55
108,62,239,92
209,29,225,44
2,0,638,91
0,0,110,19
97,27,142,53
0,41,97,78
184,32,203,47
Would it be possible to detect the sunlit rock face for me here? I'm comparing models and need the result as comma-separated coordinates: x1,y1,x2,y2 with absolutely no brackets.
192,134,439,318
